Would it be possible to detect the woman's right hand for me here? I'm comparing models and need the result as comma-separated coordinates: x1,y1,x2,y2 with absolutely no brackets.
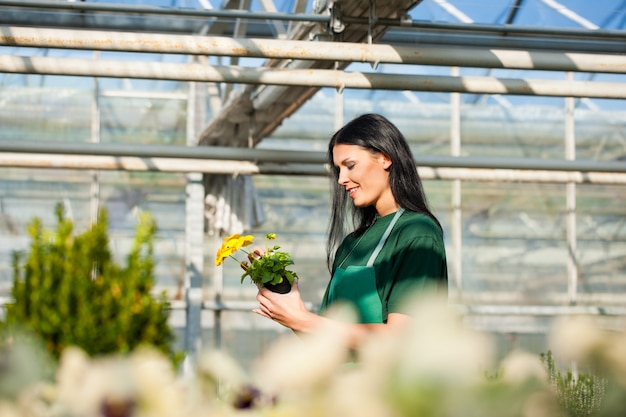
253,279,317,332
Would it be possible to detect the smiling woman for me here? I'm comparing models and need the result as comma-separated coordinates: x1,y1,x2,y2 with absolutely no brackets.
333,143,395,215
253,114,448,346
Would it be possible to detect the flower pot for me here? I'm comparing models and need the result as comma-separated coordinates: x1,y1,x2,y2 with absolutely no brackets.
263,279,291,294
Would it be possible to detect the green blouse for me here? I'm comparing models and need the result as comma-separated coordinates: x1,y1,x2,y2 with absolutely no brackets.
327,210,448,321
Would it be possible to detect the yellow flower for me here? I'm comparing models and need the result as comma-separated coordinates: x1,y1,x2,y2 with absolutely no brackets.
215,234,254,266
214,232,298,290
214,246,234,266
225,234,253,249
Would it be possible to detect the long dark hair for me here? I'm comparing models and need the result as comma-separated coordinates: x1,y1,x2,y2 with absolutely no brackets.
326,113,442,270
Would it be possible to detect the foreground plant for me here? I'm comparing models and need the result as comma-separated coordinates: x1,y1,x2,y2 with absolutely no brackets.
2,203,178,363
215,233,298,293
541,350,606,417
2,294,626,417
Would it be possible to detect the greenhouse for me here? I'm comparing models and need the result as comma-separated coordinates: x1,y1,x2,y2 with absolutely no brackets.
0,0,625,416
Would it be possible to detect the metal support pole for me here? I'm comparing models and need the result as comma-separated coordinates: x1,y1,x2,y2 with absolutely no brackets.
183,77,205,368
213,242,224,352
450,66,463,298
89,51,101,225
565,72,578,306
222,0,250,103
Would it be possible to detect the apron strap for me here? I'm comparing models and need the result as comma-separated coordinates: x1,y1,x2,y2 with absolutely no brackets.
366,208,404,267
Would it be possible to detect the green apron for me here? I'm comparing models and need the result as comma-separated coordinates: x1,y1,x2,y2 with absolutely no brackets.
321,209,405,323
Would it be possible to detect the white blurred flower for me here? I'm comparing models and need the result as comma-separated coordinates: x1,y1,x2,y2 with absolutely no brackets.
252,307,352,395
500,350,549,386
197,349,248,391
391,295,494,385
74,358,135,417
357,326,403,383
549,315,606,363
56,346,188,417
16,382,61,417
520,391,560,417
56,347,89,400
196,349,253,409
602,330,626,387
130,347,188,417
351,295,496,417
322,367,394,417
56,346,130,417
0,401,20,417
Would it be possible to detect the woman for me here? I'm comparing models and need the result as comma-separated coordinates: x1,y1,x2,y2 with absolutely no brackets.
254,113,448,344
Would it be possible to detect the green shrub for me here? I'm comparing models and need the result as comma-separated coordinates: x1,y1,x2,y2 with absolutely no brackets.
2,203,179,363
541,350,606,417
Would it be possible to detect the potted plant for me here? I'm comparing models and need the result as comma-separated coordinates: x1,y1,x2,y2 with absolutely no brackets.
215,233,298,294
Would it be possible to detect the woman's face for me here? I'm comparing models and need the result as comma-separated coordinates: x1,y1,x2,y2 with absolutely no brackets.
332,143,398,216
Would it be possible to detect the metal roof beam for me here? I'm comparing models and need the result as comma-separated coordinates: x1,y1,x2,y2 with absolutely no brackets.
540,0,599,30
2,26,624,74
1,55,625,99
0,0,328,24
1,0,624,39
1,1,623,45
2,140,626,174
2,154,626,185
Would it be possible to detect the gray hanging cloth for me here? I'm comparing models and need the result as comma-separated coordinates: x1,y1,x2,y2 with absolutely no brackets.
204,174,266,237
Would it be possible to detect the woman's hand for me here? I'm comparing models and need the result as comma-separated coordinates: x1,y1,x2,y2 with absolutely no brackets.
253,279,317,332
254,280,412,346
